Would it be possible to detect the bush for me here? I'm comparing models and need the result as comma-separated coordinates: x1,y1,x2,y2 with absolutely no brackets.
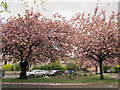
60,66,67,72
32,65,40,70
72,72,77,77
62,74,66,77
83,73,88,76
69,74,72,78
66,62,79,71
32,60,67,72
88,72,94,76
52,61,62,70
2,64,13,71
48,60,64,71
40,64,50,70
32,60,65,71
113,67,119,73
53,66,62,70
79,74,83,77
65,74,69,78
103,66,111,73
15,64,21,71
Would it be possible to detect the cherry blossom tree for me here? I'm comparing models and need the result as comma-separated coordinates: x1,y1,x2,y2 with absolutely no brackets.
44,13,74,62
72,5,119,80
1,9,74,79
28,13,74,66
2,9,50,79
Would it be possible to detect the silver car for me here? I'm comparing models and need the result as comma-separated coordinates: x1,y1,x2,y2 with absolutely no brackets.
26,70,48,77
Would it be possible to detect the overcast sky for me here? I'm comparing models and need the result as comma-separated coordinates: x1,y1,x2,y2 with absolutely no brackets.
0,0,119,21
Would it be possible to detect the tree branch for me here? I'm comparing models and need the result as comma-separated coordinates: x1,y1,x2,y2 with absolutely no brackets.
11,52,20,56
87,53,99,63
25,40,41,61
91,51,101,59
101,52,110,61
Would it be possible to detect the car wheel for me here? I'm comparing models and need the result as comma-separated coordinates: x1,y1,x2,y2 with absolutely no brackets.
42,74,45,77
47,74,50,77
30,74,34,78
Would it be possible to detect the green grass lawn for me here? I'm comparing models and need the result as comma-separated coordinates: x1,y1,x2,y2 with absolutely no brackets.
2,75,118,84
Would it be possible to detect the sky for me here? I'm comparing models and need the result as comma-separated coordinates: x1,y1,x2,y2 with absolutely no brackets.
0,0,119,21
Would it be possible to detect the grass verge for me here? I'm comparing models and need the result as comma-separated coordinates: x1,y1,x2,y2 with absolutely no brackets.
2,75,118,84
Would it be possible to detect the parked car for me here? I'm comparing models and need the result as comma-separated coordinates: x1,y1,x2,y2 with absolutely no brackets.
64,70,75,74
47,70,63,76
26,70,48,77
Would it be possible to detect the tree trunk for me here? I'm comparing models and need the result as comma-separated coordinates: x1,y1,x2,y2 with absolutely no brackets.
95,66,98,75
19,61,28,79
99,62,104,80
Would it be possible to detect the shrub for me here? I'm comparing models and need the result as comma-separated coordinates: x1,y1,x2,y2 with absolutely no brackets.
113,66,119,73
38,61,64,71
88,72,94,76
47,60,65,71
54,65,62,70
60,66,67,72
66,62,79,71
72,72,77,77
79,74,83,77
32,65,40,70
65,74,69,78
69,74,72,78
83,73,88,76
62,74,66,77
2,64,13,71
103,66,111,73
15,64,21,71
32,60,67,72
52,61,63,70
40,64,50,70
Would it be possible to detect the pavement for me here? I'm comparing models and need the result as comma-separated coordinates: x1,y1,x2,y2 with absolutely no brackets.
109,75,119,79
1,83,118,89
2,75,19,79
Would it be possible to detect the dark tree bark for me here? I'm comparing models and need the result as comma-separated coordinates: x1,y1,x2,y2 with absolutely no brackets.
18,44,33,79
99,62,104,80
95,66,98,75
19,61,28,79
